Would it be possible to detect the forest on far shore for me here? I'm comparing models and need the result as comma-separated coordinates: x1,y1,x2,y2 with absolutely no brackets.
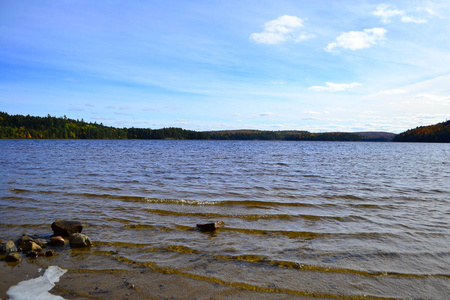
0,112,448,142
392,120,450,143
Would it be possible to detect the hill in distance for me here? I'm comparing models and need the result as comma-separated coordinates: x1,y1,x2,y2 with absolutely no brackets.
393,120,450,143
206,129,395,142
1,111,448,142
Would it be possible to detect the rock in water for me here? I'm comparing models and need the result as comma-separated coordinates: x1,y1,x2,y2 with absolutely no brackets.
51,220,83,237
5,252,22,262
196,221,225,232
69,233,92,248
1,240,18,254
49,236,66,246
16,235,34,249
22,241,43,254
34,238,48,248
26,251,38,258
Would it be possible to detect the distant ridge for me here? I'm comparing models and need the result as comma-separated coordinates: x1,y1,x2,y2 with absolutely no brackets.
0,111,392,141
1,111,448,142
393,120,450,143
206,130,395,142
355,132,396,142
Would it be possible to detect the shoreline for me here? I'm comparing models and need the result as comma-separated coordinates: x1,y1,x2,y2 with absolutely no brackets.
1,253,316,300
0,223,309,299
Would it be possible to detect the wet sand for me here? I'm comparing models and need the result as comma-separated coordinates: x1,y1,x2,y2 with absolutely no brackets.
1,253,320,300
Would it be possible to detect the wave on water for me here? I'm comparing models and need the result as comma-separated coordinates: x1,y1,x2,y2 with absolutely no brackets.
2,140,449,299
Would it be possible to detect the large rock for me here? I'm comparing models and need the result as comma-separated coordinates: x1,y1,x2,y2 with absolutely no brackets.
69,233,92,248
51,220,83,237
0,240,18,254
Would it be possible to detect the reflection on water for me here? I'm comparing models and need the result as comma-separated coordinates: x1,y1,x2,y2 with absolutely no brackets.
1,140,449,298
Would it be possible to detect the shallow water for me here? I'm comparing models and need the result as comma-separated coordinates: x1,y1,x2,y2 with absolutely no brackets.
1,140,449,299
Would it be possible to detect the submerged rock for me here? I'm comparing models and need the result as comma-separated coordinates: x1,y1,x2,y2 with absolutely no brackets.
34,238,48,248
49,236,66,246
22,241,42,254
196,221,225,232
26,251,38,258
51,220,83,237
5,252,22,262
69,233,92,248
1,240,18,254
16,235,34,249
45,249,56,257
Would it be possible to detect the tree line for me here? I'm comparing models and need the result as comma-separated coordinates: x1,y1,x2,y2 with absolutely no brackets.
1,112,448,142
208,130,365,141
0,112,207,140
0,112,366,141
392,120,450,143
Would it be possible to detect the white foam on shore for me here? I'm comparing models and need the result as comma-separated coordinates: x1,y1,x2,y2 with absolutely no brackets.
6,266,67,300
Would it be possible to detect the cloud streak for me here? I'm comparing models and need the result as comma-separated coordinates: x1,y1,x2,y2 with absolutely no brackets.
309,82,361,92
372,4,404,23
250,15,314,45
376,89,407,96
372,4,430,24
401,16,427,24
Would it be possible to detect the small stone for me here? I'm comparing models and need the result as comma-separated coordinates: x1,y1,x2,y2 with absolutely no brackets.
196,221,225,232
45,249,56,257
0,240,18,254
69,233,92,248
34,238,48,248
5,252,22,262
51,220,83,237
16,235,34,249
26,251,38,258
22,241,43,253
50,236,66,246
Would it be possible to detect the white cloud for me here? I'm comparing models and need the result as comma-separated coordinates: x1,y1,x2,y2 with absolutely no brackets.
303,110,324,115
414,94,450,103
309,82,361,92
373,4,433,24
419,4,443,18
325,28,386,53
401,16,427,23
377,89,407,96
250,15,314,45
259,112,276,117
372,4,404,23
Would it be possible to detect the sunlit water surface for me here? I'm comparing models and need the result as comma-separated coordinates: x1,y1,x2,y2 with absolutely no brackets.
1,140,449,299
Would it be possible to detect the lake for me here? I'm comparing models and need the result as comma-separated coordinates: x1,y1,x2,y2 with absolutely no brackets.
1,140,449,299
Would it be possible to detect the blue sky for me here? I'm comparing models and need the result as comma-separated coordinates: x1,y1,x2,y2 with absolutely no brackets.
1,0,449,133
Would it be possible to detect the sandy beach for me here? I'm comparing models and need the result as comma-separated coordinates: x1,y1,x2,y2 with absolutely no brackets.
1,250,319,300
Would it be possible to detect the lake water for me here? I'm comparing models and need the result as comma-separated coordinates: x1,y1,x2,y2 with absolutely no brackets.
1,140,449,299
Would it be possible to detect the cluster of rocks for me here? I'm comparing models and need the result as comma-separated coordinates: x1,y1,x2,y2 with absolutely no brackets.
0,220,92,263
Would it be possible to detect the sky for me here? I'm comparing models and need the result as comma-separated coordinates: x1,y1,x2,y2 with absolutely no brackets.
1,0,449,133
